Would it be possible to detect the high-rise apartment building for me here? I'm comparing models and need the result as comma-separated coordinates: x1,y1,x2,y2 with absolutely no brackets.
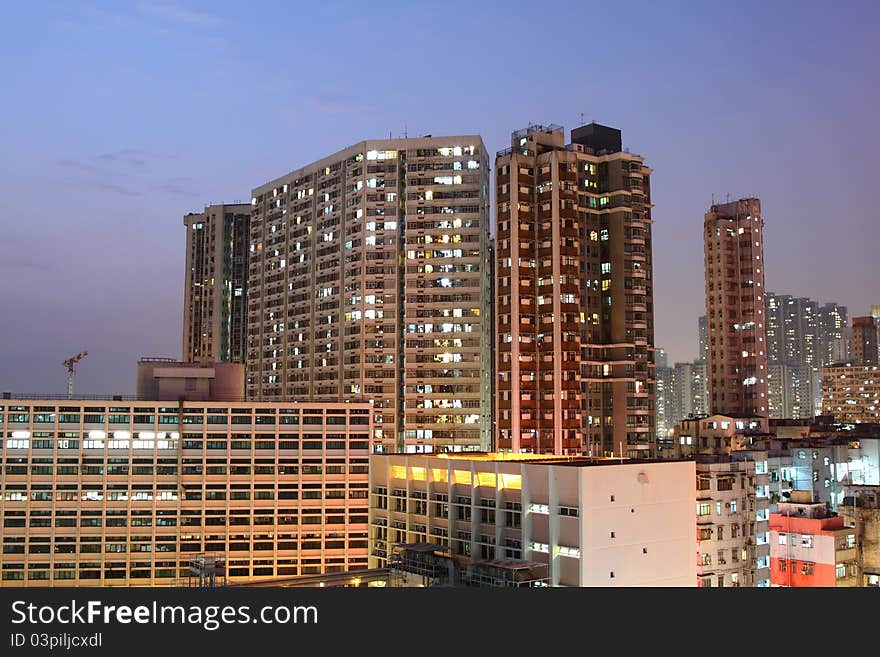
851,316,879,366
764,294,850,418
674,360,710,422
704,198,768,416
183,204,251,364
656,355,674,442
246,137,492,454
767,362,812,420
495,123,655,457
818,302,849,366
656,359,709,445
655,348,668,369
765,294,818,367
698,315,708,363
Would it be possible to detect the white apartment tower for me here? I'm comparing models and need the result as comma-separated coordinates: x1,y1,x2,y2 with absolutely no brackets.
247,137,492,454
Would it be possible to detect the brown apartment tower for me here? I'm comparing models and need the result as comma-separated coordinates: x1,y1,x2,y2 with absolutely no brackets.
851,316,879,365
704,198,769,416
183,204,251,364
495,123,655,457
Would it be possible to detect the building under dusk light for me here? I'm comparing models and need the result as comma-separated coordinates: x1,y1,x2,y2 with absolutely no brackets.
821,363,880,424
0,398,372,587
368,452,695,586
769,493,858,587
183,203,251,365
704,197,768,418
494,123,655,457
246,136,492,455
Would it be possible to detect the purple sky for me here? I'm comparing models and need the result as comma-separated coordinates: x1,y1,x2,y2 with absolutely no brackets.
1,0,878,394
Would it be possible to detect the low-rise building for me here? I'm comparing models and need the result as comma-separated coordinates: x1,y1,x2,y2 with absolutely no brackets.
695,452,770,587
136,358,245,401
369,452,696,587
0,398,372,587
670,413,770,458
822,363,880,424
839,485,880,587
769,492,858,587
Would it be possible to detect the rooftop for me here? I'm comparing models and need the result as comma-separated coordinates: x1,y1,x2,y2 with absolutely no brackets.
390,452,688,467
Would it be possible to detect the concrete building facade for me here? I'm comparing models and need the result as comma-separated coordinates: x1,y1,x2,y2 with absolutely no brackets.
704,198,768,417
822,364,880,424
839,485,880,587
818,302,849,366
136,358,245,401
769,495,858,587
0,399,372,587
767,361,813,420
183,204,250,364
494,123,655,457
698,315,708,364
695,452,770,587
246,137,492,455
368,453,696,586
851,316,879,366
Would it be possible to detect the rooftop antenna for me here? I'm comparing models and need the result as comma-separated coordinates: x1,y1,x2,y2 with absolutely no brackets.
580,112,585,125
404,124,408,138
63,351,88,399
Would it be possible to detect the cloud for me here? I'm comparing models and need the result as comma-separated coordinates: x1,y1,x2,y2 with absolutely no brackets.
57,149,177,174
96,149,150,168
156,176,197,197
138,2,222,27
57,158,97,172
96,182,142,197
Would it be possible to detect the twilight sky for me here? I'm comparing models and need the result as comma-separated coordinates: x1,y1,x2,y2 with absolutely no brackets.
1,0,877,395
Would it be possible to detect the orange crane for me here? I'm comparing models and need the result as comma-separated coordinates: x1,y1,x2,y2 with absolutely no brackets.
63,351,88,399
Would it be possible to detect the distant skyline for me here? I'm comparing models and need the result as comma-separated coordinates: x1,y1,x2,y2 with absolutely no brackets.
1,0,878,394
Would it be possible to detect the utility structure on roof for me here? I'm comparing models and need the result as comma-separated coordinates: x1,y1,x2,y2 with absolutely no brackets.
63,351,88,399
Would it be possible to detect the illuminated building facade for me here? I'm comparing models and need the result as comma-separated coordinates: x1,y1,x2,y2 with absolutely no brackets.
368,452,695,586
495,123,655,456
183,204,251,364
247,137,492,454
852,316,879,366
0,399,371,587
769,494,858,587
704,198,768,416
695,452,770,587
821,363,880,424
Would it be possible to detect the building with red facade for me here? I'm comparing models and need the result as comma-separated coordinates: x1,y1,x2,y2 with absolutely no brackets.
769,492,858,587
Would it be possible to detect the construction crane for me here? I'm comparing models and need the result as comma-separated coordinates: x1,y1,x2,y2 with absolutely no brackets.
63,351,88,399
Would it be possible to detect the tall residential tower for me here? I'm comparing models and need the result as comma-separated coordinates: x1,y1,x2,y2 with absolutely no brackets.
704,198,768,416
495,123,655,457
246,137,492,454
183,203,250,364
851,316,879,366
